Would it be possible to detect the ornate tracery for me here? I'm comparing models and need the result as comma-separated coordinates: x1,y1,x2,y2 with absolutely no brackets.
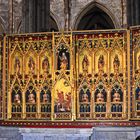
0,28,139,124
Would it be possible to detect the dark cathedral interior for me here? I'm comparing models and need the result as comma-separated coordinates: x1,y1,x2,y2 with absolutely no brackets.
0,0,140,140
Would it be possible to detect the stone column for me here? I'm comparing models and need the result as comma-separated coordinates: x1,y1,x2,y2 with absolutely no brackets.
36,0,50,32
22,0,50,33
135,0,140,25
22,0,29,33
127,0,140,26
8,0,13,33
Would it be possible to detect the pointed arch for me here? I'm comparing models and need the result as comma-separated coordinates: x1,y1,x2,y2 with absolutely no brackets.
73,2,119,30
50,11,61,31
17,11,60,33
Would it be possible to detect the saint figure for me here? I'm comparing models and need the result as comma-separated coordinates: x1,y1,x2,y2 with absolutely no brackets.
96,92,104,102
137,91,140,100
65,92,71,111
28,57,35,73
59,52,68,70
56,90,65,112
28,92,35,103
113,54,120,73
113,91,121,102
14,57,20,74
42,93,50,103
42,57,49,73
98,55,105,73
14,93,21,104
81,93,89,103
82,55,89,73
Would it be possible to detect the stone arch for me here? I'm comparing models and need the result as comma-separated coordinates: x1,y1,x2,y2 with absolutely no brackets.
17,11,60,33
73,1,120,30
50,11,61,31
136,136,140,140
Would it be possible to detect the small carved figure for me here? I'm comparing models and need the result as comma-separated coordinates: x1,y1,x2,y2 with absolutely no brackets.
28,57,35,73
113,54,120,73
81,93,89,102
42,57,49,73
137,91,140,100
57,90,64,103
56,90,65,112
113,91,121,102
59,52,68,70
14,93,21,104
98,55,104,73
14,57,20,74
42,93,49,103
96,92,104,102
82,55,89,73
65,92,71,111
28,92,35,103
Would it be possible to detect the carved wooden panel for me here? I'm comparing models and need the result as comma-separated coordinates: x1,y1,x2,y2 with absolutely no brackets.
75,31,128,120
0,29,131,122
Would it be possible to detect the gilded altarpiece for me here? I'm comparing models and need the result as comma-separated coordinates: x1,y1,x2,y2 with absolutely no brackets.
76,31,128,120
131,28,140,119
7,34,52,120
0,29,131,122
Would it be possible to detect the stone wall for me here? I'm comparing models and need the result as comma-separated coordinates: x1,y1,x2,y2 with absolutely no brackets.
50,0,127,30
92,127,136,140
0,0,127,33
0,0,22,33
0,0,9,33
0,127,140,140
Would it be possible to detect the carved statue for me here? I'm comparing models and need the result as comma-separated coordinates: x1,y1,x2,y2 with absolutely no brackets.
59,52,68,70
57,90,64,104
28,92,35,103
82,55,89,73
56,90,65,112
137,91,140,100
28,57,35,73
96,92,104,102
65,92,71,111
14,57,20,74
98,55,105,73
42,57,49,73
42,93,49,103
113,91,121,102
113,54,120,73
14,93,21,104
81,93,89,103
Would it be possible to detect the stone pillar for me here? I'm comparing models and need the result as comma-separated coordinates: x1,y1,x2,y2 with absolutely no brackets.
8,0,13,33
36,0,50,32
22,0,50,33
127,0,140,26
135,0,140,25
22,0,29,33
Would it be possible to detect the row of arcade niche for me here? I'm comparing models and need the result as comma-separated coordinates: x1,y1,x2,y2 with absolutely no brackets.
5,31,129,121
7,33,74,120
76,32,128,120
